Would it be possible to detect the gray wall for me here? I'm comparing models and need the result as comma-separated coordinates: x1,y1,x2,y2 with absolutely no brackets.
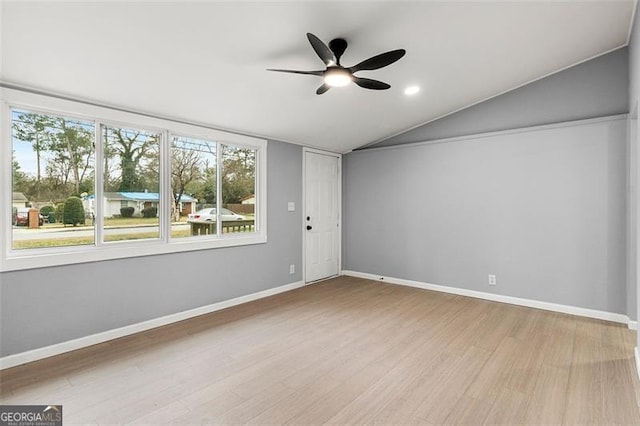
368,47,629,149
344,117,628,315
0,140,303,357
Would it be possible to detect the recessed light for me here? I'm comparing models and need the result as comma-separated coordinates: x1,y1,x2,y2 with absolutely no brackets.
404,86,420,96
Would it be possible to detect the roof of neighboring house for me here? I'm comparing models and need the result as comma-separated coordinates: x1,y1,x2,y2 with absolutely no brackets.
12,192,28,202
87,192,196,202
120,192,197,202
177,194,197,202
121,192,160,201
102,192,128,200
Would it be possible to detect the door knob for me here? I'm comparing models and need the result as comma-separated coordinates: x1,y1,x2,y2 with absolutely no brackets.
306,225,312,230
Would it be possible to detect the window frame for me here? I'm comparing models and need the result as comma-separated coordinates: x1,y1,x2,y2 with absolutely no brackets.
1,88,267,272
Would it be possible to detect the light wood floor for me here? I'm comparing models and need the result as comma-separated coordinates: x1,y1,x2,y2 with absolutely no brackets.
2,276,640,424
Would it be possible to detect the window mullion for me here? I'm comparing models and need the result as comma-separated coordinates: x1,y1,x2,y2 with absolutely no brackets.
2,102,10,261
216,143,223,237
161,131,171,242
94,123,105,246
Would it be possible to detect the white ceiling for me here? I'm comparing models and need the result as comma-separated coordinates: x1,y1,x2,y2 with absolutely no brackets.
1,1,636,153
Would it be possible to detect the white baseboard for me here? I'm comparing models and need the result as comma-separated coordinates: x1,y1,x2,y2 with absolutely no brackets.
342,270,633,326
630,321,638,331
0,280,306,370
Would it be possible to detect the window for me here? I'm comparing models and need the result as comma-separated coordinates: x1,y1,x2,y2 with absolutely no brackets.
170,136,258,238
2,89,267,271
221,146,256,235
171,136,217,239
102,125,161,243
11,109,96,249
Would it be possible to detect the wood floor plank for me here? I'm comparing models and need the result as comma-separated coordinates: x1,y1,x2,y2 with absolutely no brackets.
522,363,571,424
1,275,639,425
482,386,529,425
414,345,492,424
465,336,522,404
600,323,640,425
563,318,606,424
442,394,493,425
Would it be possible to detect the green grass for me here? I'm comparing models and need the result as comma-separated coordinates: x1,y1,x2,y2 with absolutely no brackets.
12,237,95,249
39,217,189,229
12,229,192,250
104,217,164,226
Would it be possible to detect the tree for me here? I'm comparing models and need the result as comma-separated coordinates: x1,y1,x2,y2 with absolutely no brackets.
171,142,203,219
12,112,54,182
221,147,255,204
12,151,27,189
106,128,157,191
103,141,119,192
187,163,216,206
48,118,94,196
12,112,95,203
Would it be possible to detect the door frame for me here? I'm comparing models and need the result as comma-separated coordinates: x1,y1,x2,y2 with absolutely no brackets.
302,147,342,284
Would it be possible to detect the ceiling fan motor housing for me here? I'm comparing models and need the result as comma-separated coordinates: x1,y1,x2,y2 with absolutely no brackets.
328,38,348,64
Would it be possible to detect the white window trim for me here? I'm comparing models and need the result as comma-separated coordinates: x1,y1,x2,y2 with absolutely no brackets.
1,88,267,272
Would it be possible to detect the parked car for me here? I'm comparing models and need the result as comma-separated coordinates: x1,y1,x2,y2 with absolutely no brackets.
13,208,44,226
187,208,245,222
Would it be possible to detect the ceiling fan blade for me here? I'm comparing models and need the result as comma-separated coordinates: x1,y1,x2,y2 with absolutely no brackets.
307,33,337,66
349,49,406,73
267,69,324,76
316,84,331,95
353,77,391,90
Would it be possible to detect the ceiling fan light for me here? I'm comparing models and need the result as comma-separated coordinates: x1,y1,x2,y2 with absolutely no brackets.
324,68,352,87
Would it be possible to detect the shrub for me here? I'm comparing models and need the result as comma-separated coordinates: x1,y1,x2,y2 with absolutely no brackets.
40,205,54,216
55,203,65,223
39,205,55,224
142,206,158,218
63,196,85,226
120,206,135,218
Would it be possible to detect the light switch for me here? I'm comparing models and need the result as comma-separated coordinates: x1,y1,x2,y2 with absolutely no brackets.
287,202,295,211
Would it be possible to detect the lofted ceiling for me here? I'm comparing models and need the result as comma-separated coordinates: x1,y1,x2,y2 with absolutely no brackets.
0,1,636,153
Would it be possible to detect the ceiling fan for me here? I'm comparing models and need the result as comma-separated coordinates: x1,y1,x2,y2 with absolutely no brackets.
268,33,406,95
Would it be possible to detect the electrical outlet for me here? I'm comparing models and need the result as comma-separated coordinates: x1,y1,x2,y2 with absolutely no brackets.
488,274,497,286
290,264,295,274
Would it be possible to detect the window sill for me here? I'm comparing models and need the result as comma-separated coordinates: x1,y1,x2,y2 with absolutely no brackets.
0,233,267,272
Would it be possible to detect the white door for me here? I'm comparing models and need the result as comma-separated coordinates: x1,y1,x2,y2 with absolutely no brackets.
305,150,340,283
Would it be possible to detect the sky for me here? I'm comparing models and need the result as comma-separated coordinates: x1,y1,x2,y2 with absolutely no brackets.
13,138,41,176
